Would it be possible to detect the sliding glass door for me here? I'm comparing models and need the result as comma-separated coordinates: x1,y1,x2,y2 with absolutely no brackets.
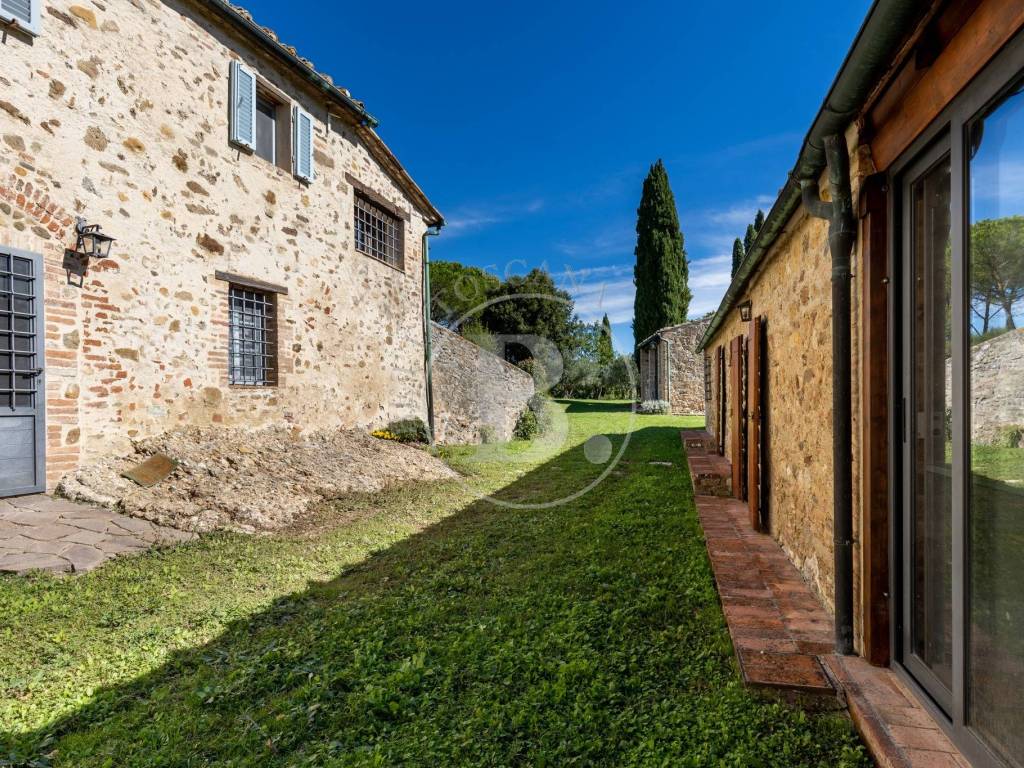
900,144,955,714
965,75,1024,768
894,35,1024,768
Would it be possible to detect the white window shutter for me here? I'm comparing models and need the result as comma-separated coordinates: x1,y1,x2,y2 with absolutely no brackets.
0,0,40,34
292,106,315,183
229,60,257,150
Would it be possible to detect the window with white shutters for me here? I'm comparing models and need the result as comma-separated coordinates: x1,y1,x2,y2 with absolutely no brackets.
229,61,257,150
292,107,314,183
0,0,40,35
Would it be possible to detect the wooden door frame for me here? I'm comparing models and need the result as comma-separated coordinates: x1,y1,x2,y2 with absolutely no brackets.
747,316,764,532
861,172,891,666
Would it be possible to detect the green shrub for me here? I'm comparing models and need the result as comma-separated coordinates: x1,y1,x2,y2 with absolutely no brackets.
995,424,1024,449
479,425,497,444
513,407,539,440
528,394,554,434
384,418,430,444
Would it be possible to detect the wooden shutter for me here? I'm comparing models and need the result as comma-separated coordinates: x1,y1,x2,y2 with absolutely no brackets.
293,106,314,183
229,61,257,150
1,0,40,34
717,346,726,456
730,335,744,498
747,317,763,531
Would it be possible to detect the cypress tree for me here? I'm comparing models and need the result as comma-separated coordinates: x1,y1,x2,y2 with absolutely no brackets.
743,223,757,254
633,160,691,349
731,237,745,278
753,208,765,233
598,313,614,365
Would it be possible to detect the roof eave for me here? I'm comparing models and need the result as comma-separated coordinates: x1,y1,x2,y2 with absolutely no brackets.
696,0,927,352
204,0,380,128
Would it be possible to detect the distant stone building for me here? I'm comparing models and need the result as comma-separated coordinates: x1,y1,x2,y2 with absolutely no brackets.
0,0,443,495
637,318,710,415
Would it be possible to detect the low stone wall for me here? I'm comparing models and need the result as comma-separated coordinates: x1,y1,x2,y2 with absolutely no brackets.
431,324,535,444
946,328,1024,444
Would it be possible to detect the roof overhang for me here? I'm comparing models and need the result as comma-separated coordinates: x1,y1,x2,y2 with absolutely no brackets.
202,0,445,228
696,0,927,351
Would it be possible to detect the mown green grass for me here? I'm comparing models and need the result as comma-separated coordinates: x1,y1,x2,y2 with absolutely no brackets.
1,401,867,766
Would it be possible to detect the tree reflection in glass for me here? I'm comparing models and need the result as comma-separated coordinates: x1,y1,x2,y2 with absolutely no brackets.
967,77,1024,768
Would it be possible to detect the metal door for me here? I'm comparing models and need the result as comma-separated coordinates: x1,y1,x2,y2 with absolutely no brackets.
0,246,45,496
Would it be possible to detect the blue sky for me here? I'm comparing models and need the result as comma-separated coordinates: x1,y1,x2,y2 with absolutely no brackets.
244,0,873,352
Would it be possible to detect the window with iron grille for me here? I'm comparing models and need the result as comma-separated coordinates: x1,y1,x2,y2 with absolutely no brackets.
228,286,277,386
354,193,403,269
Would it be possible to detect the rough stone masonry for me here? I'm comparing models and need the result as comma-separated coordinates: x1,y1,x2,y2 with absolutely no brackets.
0,0,443,489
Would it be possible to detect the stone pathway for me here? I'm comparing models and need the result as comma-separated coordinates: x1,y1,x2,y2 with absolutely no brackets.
0,495,194,574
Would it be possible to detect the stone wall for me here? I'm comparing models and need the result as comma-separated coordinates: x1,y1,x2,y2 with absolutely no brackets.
947,329,1024,443
431,324,535,444
0,0,437,488
662,319,710,415
638,319,709,415
701,126,873,625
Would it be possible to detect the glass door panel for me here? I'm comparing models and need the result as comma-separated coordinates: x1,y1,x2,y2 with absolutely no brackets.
966,77,1024,768
903,151,955,711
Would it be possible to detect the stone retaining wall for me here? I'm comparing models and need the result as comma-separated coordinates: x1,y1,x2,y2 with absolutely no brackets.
431,324,534,444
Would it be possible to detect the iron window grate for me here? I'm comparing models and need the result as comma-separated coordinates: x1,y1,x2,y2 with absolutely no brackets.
228,286,277,386
0,252,37,410
354,193,403,269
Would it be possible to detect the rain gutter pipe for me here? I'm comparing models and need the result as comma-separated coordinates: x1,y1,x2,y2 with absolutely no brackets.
802,134,856,657
422,228,441,445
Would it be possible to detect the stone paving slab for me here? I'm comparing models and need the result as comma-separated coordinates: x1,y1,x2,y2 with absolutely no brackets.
0,495,195,574
682,436,971,768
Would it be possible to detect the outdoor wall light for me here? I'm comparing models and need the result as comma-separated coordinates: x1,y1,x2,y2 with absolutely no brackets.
738,300,753,322
74,217,116,259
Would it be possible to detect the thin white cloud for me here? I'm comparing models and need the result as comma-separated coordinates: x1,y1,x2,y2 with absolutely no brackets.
555,226,634,258
443,198,545,238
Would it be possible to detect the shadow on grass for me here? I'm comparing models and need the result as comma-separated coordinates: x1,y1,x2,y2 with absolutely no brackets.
2,421,863,767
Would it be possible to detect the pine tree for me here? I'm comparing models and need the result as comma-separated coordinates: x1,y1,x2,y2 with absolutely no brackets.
633,160,691,349
598,313,614,365
743,223,757,254
731,237,745,278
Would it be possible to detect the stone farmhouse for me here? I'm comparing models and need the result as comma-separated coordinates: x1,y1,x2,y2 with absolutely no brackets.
697,1,1024,766
636,317,709,415
0,0,444,496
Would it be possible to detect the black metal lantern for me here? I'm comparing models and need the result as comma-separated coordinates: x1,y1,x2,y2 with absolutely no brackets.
738,300,753,322
74,217,115,259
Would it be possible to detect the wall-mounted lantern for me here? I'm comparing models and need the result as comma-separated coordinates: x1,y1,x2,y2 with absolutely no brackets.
74,217,116,259
738,300,753,322
63,217,116,287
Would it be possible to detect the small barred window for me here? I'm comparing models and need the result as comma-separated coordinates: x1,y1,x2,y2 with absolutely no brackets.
228,286,277,386
354,193,403,269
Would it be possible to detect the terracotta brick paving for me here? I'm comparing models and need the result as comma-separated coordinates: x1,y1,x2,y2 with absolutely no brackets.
682,430,972,768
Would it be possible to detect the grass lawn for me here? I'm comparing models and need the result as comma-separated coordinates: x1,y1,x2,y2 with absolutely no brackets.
1,401,867,766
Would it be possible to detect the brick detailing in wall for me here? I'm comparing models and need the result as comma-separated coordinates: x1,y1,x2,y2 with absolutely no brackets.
431,324,534,444
0,0,437,488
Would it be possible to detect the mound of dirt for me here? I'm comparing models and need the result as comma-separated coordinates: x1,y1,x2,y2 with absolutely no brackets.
56,427,459,534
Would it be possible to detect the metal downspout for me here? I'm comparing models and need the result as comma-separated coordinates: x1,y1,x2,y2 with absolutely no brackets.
422,228,440,445
801,133,856,656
